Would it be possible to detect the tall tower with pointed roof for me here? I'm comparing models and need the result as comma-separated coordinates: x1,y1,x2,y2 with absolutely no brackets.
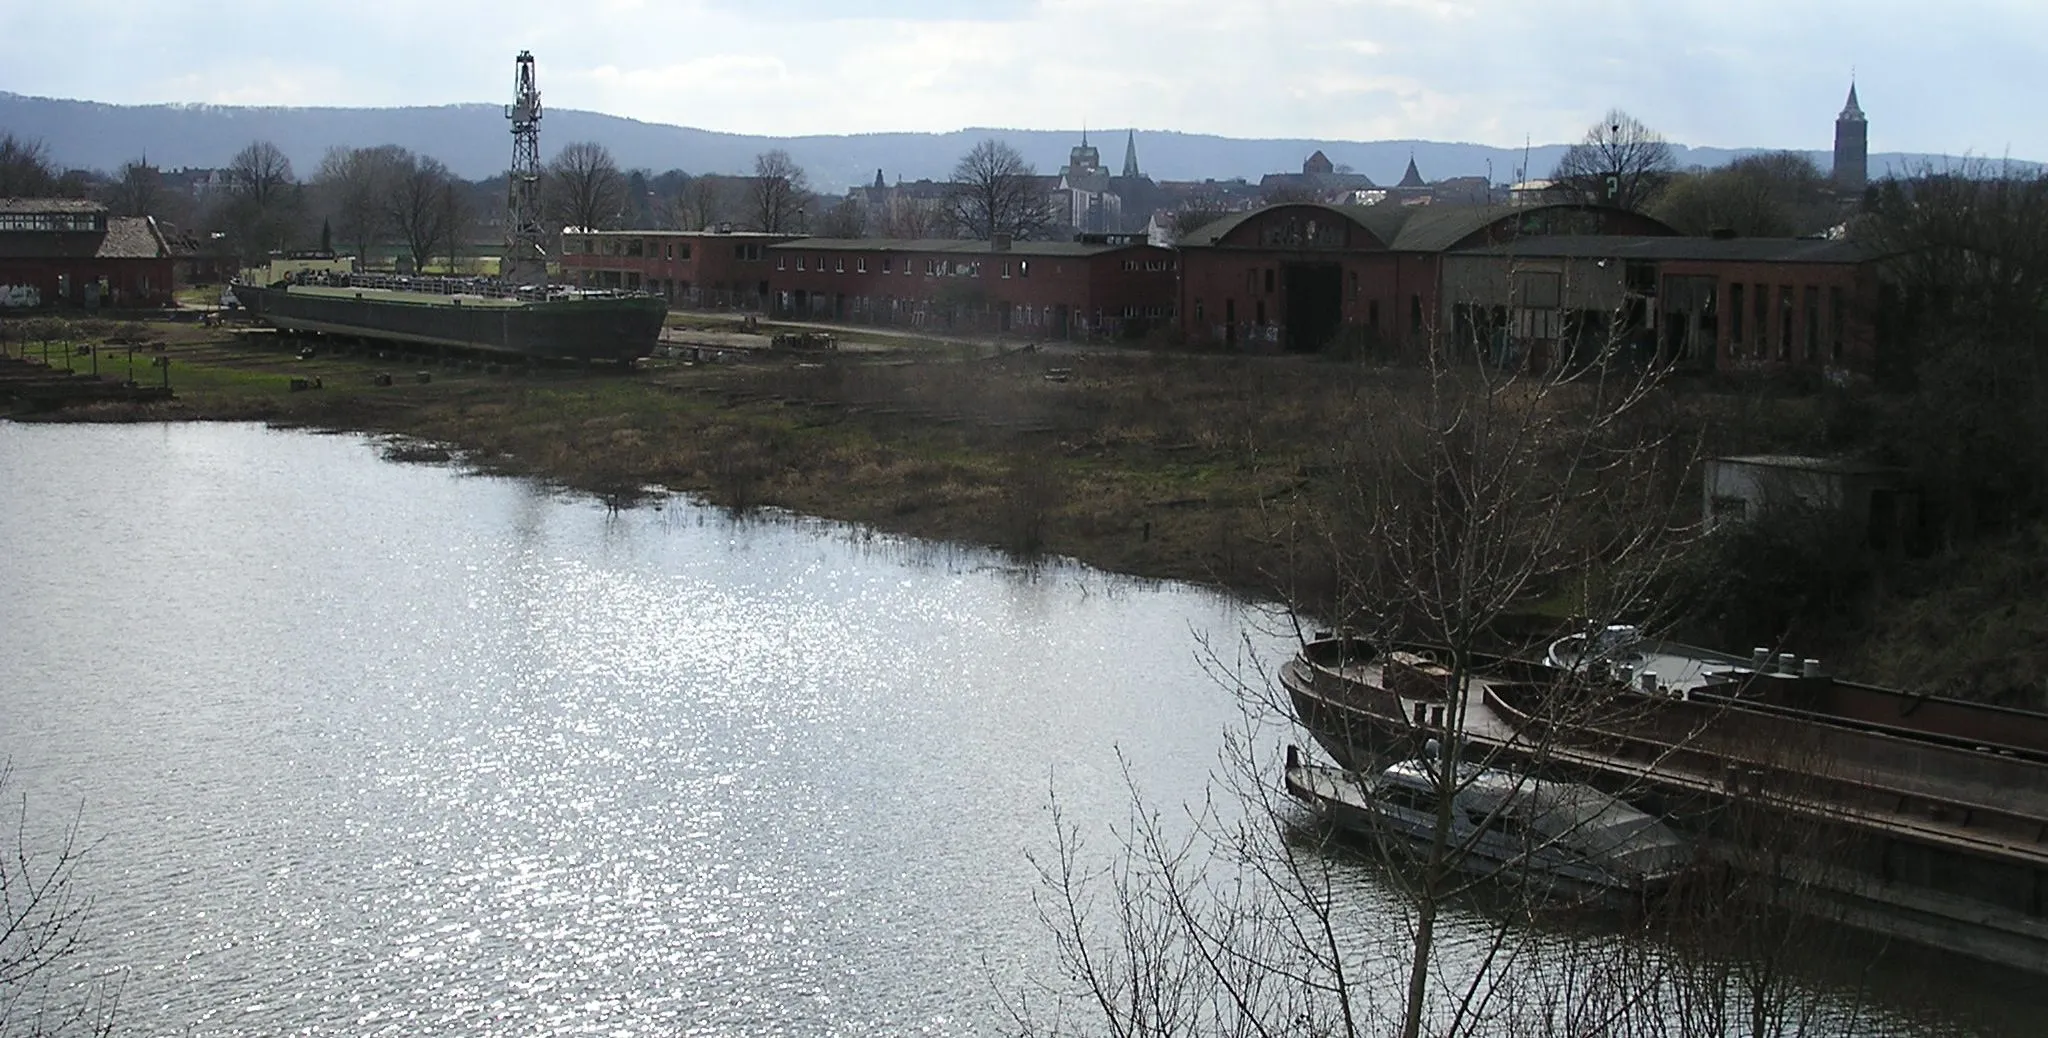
1397,153,1427,189
1121,129,1141,179
1833,80,1868,194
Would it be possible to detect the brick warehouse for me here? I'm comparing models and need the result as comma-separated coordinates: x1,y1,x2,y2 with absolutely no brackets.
557,229,801,309
1441,236,1880,375
0,198,176,309
1175,202,1675,353
765,234,1178,339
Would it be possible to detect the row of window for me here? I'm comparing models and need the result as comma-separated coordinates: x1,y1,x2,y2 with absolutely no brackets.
1726,282,1848,363
560,238,765,262
0,213,105,233
773,255,1041,279
1120,258,1175,272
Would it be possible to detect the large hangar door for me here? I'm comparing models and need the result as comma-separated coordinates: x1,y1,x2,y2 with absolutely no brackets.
1283,262,1342,352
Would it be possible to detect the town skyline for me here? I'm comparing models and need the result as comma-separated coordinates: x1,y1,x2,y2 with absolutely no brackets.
2,1,2042,161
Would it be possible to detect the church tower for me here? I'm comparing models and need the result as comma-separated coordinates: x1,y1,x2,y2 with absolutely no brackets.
1833,81,1868,194
1121,129,1142,179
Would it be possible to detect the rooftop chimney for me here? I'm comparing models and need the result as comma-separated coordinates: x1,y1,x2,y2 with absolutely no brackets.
991,232,1013,252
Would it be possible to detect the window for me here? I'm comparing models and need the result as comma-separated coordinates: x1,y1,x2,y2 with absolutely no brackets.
776,255,786,271
856,258,867,274
1368,299,1380,331
882,257,893,274
1804,286,1821,363
678,244,692,260
1729,282,1745,348
1264,268,1275,293
1830,286,1846,361
796,257,806,271
626,239,644,257
1350,270,1359,299
664,243,674,260
1123,259,1138,271
1753,283,1768,358
1017,260,1029,278
1410,293,1423,331
1194,299,1203,323
1002,261,1012,278
1778,286,1794,360
835,258,845,273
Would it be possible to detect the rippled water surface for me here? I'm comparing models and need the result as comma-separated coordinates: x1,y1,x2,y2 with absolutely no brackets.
0,423,1297,1036
0,423,2034,1037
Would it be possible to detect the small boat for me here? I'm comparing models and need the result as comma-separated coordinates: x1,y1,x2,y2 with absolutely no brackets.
1283,745,1693,895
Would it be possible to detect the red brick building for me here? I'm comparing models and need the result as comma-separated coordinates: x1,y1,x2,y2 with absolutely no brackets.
766,234,1178,339
1441,237,1879,375
557,229,800,309
0,198,176,309
1176,202,1675,352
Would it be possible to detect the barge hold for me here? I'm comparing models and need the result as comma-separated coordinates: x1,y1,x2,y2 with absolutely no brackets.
1281,632,2048,973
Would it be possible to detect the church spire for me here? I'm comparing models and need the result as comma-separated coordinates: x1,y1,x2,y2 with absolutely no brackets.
1397,152,1426,189
1839,79,1864,122
1121,129,1141,179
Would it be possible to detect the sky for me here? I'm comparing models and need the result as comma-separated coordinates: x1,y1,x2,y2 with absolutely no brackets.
2,0,2041,159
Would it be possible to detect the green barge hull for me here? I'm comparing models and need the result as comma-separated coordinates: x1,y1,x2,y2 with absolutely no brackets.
233,281,666,363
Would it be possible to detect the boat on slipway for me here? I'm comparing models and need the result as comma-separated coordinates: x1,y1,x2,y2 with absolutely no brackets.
1279,631,2048,973
232,272,667,365
1284,745,1693,896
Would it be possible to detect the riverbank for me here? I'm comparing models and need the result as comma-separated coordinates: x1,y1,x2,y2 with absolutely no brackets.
7,309,2043,707
8,313,1332,599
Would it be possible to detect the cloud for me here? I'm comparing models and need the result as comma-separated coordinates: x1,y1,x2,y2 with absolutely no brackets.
0,0,2041,158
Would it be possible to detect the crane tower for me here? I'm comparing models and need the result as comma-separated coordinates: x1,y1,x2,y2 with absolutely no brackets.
502,50,547,286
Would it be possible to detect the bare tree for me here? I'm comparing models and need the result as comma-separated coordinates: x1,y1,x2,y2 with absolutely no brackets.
225,140,303,262
1551,109,1676,212
101,160,160,218
947,138,1053,240
1654,152,1833,238
1,764,118,1038
386,151,461,273
313,144,407,263
544,141,626,233
816,196,866,238
1010,267,1760,1038
871,193,947,239
0,134,63,198
666,174,733,231
748,149,811,233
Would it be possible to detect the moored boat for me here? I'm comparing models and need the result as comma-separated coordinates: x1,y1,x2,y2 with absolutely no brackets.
1278,631,2048,973
1284,745,1694,895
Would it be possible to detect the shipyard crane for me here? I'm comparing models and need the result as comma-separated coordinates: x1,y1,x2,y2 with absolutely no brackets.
502,50,547,286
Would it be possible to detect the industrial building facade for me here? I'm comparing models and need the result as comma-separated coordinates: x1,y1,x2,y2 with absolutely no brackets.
556,229,801,310
0,198,176,309
765,234,1178,340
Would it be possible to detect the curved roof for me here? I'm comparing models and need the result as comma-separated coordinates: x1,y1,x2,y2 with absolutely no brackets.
1180,202,1678,253
1178,203,1405,250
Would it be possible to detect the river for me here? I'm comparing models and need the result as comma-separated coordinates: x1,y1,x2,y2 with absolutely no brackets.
0,423,2033,1037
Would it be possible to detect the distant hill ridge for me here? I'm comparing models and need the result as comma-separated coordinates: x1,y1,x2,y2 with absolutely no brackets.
0,90,2015,193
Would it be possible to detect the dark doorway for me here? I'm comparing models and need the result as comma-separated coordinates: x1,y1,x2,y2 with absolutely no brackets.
1282,262,1342,352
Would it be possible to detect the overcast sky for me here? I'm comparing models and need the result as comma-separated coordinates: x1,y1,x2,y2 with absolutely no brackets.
2,1,2039,158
